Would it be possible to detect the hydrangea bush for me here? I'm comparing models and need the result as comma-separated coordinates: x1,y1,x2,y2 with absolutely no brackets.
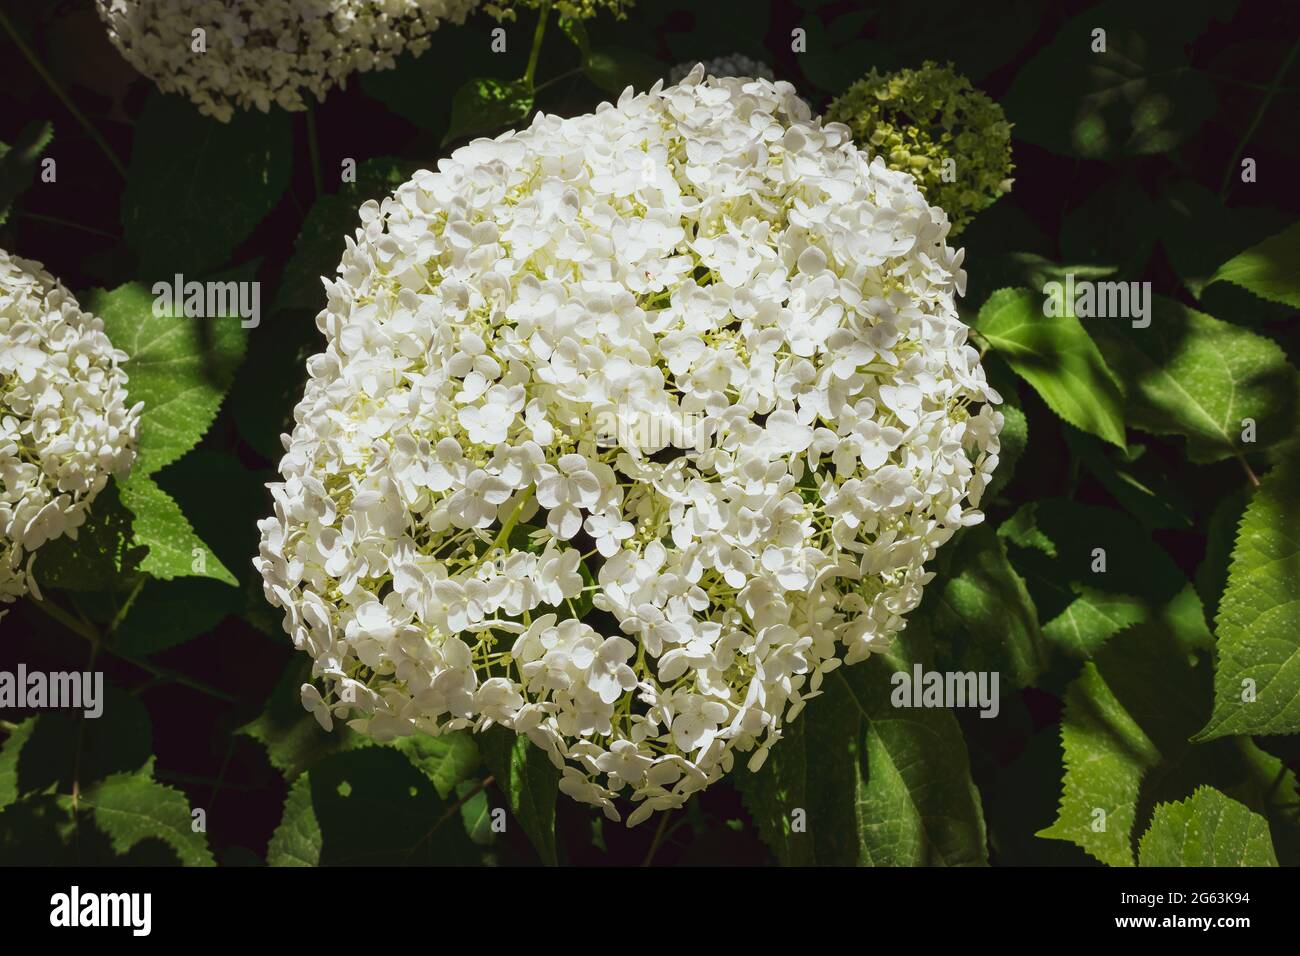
96,0,482,121
0,250,140,604
256,69,1002,822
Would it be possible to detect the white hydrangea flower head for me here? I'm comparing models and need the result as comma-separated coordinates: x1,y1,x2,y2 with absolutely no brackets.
0,250,141,605
256,67,1002,824
668,54,775,86
96,0,482,122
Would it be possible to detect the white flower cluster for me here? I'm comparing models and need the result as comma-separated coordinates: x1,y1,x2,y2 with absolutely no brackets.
96,0,481,122
0,251,141,604
256,68,1002,824
668,54,774,86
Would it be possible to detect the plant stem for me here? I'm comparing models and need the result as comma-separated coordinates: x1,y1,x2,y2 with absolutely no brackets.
0,8,127,178
535,66,582,94
15,212,121,241
30,596,99,643
492,495,530,552
523,1,552,88
206,737,238,811
108,576,147,635
29,596,239,703
640,809,673,866
70,638,98,811
1238,455,1261,488
406,775,495,860
305,106,324,197
1219,36,1300,199
114,651,240,704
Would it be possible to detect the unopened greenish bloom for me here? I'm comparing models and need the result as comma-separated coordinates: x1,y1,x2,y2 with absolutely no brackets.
826,61,1013,235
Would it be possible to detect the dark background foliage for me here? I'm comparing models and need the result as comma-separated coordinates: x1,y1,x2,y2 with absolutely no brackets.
1,0,1298,866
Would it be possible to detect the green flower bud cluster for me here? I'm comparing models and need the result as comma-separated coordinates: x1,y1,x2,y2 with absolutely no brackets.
825,61,1013,235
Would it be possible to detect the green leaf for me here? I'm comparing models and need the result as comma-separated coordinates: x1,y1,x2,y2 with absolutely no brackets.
1138,787,1277,866
1196,486,1251,623
302,747,478,865
1000,500,1190,604
1206,220,1300,310
15,685,152,796
999,499,1208,658
923,523,1046,690
274,157,416,315
982,356,1026,499
1088,296,1299,463
82,760,215,866
1039,621,1206,866
442,78,534,147
839,649,989,865
731,717,817,865
266,774,321,867
1065,430,1193,530
983,725,1096,865
457,781,496,846
1042,588,1147,659
0,794,82,864
1060,178,1158,277
122,93,290,275
481,725,559,865
583,48,666,95
1035,612,1295,867
239,658,364,780
113,576,242,656
0,720,36,812
557,16,590,57
965,254,1115,322
88,281,247,476
1198,458,1300,739
1004,0,1217,160
735,630,988,866
989,402,1027,499
32,480,145,591
975,287,1127,449
118,473,238,586
392,731,481,800
1158,181,1291,299
152,450,268,587
359,27,531,134
793,15,896,93
0,119,53,225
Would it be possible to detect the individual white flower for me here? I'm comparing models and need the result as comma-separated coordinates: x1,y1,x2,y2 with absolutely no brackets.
536,453,602,540
586,636,637,704
301,682,333,731
256,68,1000,823
671,692,730,755
96,0,481,122
584,510,633,558
1,250,141,605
